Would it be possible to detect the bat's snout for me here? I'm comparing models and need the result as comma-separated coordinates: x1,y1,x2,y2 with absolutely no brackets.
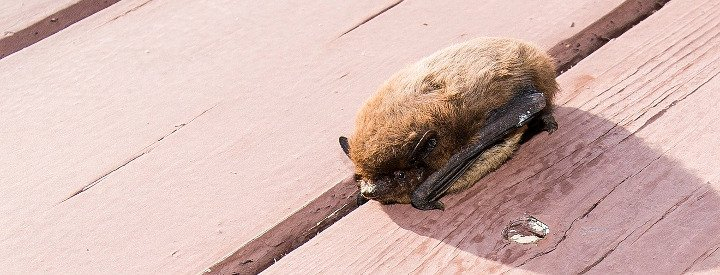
359,180,378,198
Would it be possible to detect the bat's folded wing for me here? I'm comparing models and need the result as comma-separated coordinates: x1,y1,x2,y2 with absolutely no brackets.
411,89,547,210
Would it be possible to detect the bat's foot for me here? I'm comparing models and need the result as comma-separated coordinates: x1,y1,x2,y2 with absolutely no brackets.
541,112,558,134
411,198,445,211
521,110,557,143
356,193,369,206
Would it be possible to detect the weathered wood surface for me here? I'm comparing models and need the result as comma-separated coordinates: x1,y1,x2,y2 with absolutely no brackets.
0,0,628,274
0,0,122,59
0,0,77,34
265,0,720,273
212,1,673,273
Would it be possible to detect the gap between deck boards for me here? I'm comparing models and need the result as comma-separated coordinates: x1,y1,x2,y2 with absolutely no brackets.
0,0,122,59
199,0,669,274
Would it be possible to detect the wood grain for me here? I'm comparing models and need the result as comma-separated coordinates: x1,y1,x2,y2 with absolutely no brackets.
0,0,122,59
264,0,720,273
210,0,673,273
548,0,670,74
0,0,625,273
0,0,78,35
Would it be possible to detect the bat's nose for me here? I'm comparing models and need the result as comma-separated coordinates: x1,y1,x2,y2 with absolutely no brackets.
359,180,377,198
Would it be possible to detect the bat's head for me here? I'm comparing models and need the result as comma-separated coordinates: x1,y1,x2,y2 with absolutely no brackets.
354,167,425,204
339,131,437,204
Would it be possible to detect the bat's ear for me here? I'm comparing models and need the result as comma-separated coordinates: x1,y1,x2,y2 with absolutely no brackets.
410,130,437,163
339,136,351,157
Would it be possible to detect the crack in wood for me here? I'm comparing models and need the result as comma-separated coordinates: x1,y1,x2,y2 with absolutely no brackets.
578,247,615,274
337,0,405,38
580,175,625,219
683,246,720,273
508,223,571,272
479,125,625,240
615,26,720,128
105,0,155,24
507,147,668,271
631,196,689,242
570,150,688,273
509,204,616,271
633,71,719,134
58,103,218,204
621,60,720,126
209,0,680,273
561,4,719,112
577,227,640,274
486,123,638,273
60,149,151,203
572,69,639,110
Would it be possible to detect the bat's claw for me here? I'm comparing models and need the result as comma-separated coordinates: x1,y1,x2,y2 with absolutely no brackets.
541,113,558,134
411,197,445,211
356,193,369,206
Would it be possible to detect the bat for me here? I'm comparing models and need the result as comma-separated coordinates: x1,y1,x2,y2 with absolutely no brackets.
339,37,558,210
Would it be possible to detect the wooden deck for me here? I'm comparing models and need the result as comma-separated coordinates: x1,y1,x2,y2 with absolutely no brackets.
1,0,717,274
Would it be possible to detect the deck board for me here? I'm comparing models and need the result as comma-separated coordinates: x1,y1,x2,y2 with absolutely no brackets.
0,0,77,34
264,0,720,273
1,0,628,273
0,0,125,59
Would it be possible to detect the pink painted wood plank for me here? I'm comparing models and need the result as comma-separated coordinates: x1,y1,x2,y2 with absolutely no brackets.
265,0,720,273
0,0,625,274
0,0,77,34
0,0,124,59
0,0,410,272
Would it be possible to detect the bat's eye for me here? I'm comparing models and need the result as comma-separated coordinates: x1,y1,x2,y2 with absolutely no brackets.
394,171,406,179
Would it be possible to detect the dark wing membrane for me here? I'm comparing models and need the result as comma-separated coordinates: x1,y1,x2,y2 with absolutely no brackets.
411,89,547,210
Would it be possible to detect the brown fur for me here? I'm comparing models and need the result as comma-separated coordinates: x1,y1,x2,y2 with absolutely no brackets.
346,37,558,205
